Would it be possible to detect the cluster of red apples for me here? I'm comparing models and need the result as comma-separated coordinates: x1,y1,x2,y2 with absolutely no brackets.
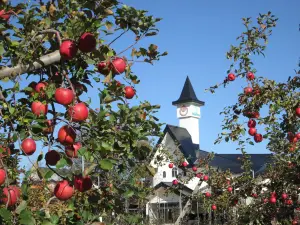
59,33,136,99
168,161,209,186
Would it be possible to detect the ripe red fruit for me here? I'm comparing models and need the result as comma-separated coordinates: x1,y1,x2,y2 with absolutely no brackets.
269,197,276,204
65,142,81,158
0,10,11,21
45,150,61,166
263,198,268,203
58,126,76,145
254,133,263,143
281,193,288,199
172,179,178,185
124,86,135,99
248,128,257,136
286,199,293,205
74,175,93,192
78,32,96,53
54,180,74,201
116,81,122,87
247,119,256,128
292,220,298,225
182,161,188,167
168,163,174,169
21,138,36,155
296,133,300,140
296,108,300,117
0,169,6,185
211,204,217,210
31,101,48,116
111,57,126,74
227,187,233,192
55,88,74,105
97,61,111,75
196,173,202,178
192,166,197,172
244,87,253,95
2,186,20,206
205,192,211,197
43,119,54,134
227,73,235,81
68,102,89,122
35,82,47,94
252,193,258,198
246,72,255,80
60,40,78,60
203,175,209,181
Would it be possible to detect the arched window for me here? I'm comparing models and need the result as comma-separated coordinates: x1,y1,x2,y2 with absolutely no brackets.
163,171,166,178
172,168,178,177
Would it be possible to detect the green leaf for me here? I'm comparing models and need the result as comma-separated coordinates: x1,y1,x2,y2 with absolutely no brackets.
56,158,67,169
41,221,54,225
37,153,43,162
44,170,54,180
16,201,27,214
124,190,134,198
99,159,113,170
0,208,11,221
8,105,15,115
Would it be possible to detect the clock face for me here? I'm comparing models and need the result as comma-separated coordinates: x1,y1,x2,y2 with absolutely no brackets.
179,105,188,116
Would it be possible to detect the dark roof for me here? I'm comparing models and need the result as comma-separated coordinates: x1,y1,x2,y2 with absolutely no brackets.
197,150,271,174
172,76,205,106
154,181,193,194
164,125,198,165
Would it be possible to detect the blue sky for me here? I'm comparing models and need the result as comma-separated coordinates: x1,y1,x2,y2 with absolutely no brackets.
5,0,300,169
116,0,300,154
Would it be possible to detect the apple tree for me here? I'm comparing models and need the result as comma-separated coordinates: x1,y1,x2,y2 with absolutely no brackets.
0,0,167,224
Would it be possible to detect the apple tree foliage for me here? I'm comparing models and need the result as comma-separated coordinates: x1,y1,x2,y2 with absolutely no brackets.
0,0,167,224
180,12,299,224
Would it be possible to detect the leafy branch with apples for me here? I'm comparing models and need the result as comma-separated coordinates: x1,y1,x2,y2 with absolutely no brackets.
0,0,168,224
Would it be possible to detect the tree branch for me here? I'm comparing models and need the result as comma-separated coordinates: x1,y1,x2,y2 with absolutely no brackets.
0,50,61,80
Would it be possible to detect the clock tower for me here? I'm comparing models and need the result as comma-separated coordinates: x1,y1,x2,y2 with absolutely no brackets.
172,76,205,145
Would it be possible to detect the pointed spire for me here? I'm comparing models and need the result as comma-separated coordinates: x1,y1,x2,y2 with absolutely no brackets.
172,76,205,106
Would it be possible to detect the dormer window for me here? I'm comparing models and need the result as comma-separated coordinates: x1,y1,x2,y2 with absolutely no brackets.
172,168,178,177
163,171,166,178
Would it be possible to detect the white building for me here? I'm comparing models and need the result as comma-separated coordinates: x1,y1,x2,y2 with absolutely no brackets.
146,76,270,225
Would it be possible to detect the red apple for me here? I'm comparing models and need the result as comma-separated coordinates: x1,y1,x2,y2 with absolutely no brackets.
45,150,61,166
168,163,174,169
58,126,76,145
60,40,78,60
54,180,74,201
269,197,276,204
182,161,188,167
227,187,233,192
0,169,6,185
35,82,47,93
21,138,36,155
2,186,20,206
116,81,122,87
203,175,209,181
286,199,293,205
247,119,256,128
244,87,253,95
74,175,93,192
253,112,260,119
296,108,300,117
248,128,257,136
292,220,298,225
196,173,202,178
111,57,126,74
97,61,111,75
124,86,135,99
31,101,48,116
252,193,258,198
55,88,74,105
254,133,263,143
0,10,11,21
68,102,89,122
281,193,288,200
78,32,96,53
211,204,217,210
296,133,300,140
246,72,255,80
172,179,178,185
227,73,235,81
205,192,211,197
192,166,197,172
263,198,268,203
